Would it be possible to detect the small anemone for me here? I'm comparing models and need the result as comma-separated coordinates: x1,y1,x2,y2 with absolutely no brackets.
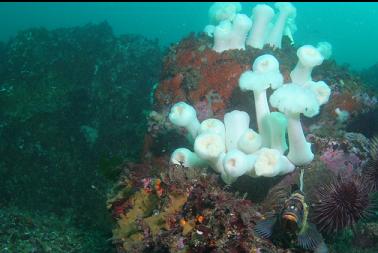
311,176,373,234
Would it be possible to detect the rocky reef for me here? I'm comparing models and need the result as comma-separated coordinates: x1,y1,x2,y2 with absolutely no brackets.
109,22,378,253
108,163,284,253
0,22,162,251
0,206,106,252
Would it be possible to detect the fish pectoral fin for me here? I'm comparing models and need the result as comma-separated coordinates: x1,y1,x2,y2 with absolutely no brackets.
297,222,325,251
254,217,276,239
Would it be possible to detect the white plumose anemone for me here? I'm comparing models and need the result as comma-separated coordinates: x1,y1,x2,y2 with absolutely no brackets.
229,14,253,50
169,102,201,140
223,149,256,178
208,2,242,25
237,129,262,154
262,112,288,154
290,45,324,85
170,148,207,168
194,132,226,173
270,83,320,165
199,118,226,139
213,20,233,53
246,4,275,49
213,14,252,52
266,2,297,48
224,110,250,151
254,148,294,177
239,54,283,146
306,80,331,105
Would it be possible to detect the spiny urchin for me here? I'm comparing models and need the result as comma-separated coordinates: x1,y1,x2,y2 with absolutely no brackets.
311,176,372,234
363,136,378,192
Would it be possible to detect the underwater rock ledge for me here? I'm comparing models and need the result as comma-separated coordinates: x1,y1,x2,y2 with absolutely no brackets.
108,29,377,252
108,163,282,253
0,21,163,252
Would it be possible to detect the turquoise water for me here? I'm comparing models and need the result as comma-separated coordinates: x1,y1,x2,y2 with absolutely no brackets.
0,2,378,70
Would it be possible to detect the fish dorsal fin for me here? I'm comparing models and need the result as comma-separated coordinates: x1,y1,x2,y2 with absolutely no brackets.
297,222,324,250
254,216,277,239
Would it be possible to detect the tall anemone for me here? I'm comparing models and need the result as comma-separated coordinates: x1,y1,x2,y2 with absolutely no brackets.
363,136,378,192
311,176,372,234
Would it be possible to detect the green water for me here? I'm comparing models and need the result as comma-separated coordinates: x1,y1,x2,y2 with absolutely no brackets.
0,2,377,70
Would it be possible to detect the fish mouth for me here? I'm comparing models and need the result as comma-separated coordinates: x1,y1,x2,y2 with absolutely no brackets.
282,212,298,223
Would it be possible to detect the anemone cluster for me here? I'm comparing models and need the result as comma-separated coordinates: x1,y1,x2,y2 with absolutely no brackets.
204,2,297,52
168,43,331,184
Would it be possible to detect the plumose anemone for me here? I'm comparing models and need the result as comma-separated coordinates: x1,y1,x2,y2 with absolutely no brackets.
311,176,373,234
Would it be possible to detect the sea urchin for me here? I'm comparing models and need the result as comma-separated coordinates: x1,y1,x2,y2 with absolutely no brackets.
311,176,372,234
363,136,378,192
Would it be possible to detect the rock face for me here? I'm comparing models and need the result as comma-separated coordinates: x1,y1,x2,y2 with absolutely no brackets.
110,32,378,252
0,21,162,245
108,163,281,253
